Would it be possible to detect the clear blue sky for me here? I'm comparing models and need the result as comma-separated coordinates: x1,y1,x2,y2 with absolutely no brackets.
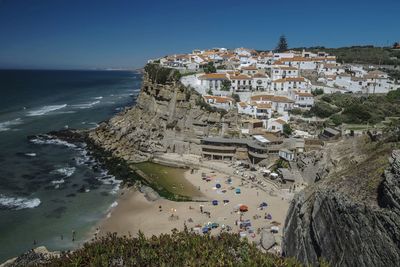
0,0,398,69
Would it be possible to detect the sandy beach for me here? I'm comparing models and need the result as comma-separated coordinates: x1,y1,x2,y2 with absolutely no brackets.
97,161,293,251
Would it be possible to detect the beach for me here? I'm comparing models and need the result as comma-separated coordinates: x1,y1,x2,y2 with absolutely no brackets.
98,160,293,252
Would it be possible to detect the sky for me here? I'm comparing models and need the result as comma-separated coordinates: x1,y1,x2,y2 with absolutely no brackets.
0,0,398,69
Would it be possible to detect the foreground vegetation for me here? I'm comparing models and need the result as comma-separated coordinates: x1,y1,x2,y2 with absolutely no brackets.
301,89,400,125
45,231,301,267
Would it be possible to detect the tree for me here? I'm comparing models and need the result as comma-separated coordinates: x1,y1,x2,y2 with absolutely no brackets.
275,35,288,52
231,93,240,102
207,88,213,95
312,88,324,96
393,42,399,48
283,123,293,136
221,80,231,91
204,62,216,73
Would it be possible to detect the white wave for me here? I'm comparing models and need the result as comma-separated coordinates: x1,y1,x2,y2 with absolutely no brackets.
93,96,103,100
0,194,41,210
51,179,65,185
74,148,92,165
27,104,68,116
30,135,77,148
0,118,23,132
96,170,122,194
51,167,76,177
110,201,118,209
25,153,37,157
54,111,77,114
71,100,100,109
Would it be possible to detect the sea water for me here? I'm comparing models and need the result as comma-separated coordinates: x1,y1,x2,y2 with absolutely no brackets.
0,69,141,261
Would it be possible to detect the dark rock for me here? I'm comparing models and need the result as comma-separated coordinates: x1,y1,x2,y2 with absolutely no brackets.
283,150,400,266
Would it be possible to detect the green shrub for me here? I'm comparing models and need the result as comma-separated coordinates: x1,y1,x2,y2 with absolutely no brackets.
290,108,303,115
342,103,372,123
144,63,181,84
45,231,300,267
330,114,343,126
308,101,341,118
321,95,332,103
283,124,293,136
312,88,324,96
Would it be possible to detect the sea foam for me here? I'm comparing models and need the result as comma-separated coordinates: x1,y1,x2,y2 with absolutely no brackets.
27,104,68,116
0,194,41,210
72,100,100,109
0,118,23,132
51,167,76,177
30,135,77,148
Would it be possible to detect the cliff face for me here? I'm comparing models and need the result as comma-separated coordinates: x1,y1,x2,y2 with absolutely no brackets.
283,150,400,266
88,72,239,162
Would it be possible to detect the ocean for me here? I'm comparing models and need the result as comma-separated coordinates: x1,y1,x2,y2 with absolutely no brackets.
0,69,141,262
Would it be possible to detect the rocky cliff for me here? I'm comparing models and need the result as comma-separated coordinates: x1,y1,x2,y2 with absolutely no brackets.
88,67,239,163
283,148,400,266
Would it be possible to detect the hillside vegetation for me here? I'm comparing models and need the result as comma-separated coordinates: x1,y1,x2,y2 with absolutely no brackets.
303,89,400,125
293,46,400,66
44,231,301,267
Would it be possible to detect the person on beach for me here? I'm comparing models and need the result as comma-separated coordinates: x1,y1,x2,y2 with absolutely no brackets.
72,230,76,242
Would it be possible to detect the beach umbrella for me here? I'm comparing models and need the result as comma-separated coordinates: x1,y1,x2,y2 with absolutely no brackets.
216,183,221,188
271,226,279,233
212,200,218,206
239,205,248,212
259,202,268,207
235,188,241,194
223,199,230,204
202,227,209,234
266,213,272,220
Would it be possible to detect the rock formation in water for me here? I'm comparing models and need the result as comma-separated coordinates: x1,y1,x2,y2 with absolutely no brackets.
88,66,239,163
283,148,400,266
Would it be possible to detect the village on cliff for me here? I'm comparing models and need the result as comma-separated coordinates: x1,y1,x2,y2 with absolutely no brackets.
146,46,399,183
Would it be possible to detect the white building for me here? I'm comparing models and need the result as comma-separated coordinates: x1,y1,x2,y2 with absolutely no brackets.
290,90,314,108
254,103,272,119
241,65,258,75
271,66,299,80
250,95,295,114
272,77,308,92
251,73,270,91
203,95,234,110
230,74,253,92
267,118,287,133
198,73,229,91
318,64,346,76
237,102,255,116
